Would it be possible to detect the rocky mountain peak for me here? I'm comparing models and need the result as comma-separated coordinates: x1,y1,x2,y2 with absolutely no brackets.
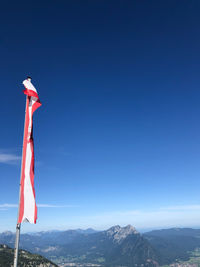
107,225,121,233
124,224,138,233
106,225,139,243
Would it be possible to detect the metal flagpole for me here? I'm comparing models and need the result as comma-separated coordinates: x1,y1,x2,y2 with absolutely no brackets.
13,77,31,267
13,223,21,267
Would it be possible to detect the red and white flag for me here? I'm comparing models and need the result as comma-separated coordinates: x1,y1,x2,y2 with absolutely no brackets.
18,78,41,224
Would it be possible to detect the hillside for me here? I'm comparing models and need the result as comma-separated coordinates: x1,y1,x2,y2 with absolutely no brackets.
0,244,58,267
144,228,200,265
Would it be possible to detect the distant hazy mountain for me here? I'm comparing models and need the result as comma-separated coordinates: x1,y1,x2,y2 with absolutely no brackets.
0,228,97,249
145,227,200,237
76,228,98,234
0,244,58,267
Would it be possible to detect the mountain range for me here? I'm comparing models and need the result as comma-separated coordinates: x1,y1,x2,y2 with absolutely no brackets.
1,226,200,266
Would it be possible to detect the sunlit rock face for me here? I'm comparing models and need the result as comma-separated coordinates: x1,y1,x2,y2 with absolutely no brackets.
106,224,139,244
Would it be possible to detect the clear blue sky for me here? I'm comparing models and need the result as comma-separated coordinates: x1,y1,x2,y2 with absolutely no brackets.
1,0,200,232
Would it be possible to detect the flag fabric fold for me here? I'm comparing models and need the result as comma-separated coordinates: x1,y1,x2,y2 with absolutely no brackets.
18,79,41,224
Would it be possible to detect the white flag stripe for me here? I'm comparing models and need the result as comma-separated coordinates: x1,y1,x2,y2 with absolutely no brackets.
21,98,36,223
23,79,38,94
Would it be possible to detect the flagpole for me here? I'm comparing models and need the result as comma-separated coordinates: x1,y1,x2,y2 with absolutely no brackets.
13,223,21,267
14,78,31,267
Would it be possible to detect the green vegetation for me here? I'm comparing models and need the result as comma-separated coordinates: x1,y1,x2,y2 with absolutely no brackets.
161,248,200,267
96,257,105,263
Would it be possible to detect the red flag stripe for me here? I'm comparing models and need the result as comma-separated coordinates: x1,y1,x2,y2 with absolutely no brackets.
18,97,29,223
23,89,39,99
